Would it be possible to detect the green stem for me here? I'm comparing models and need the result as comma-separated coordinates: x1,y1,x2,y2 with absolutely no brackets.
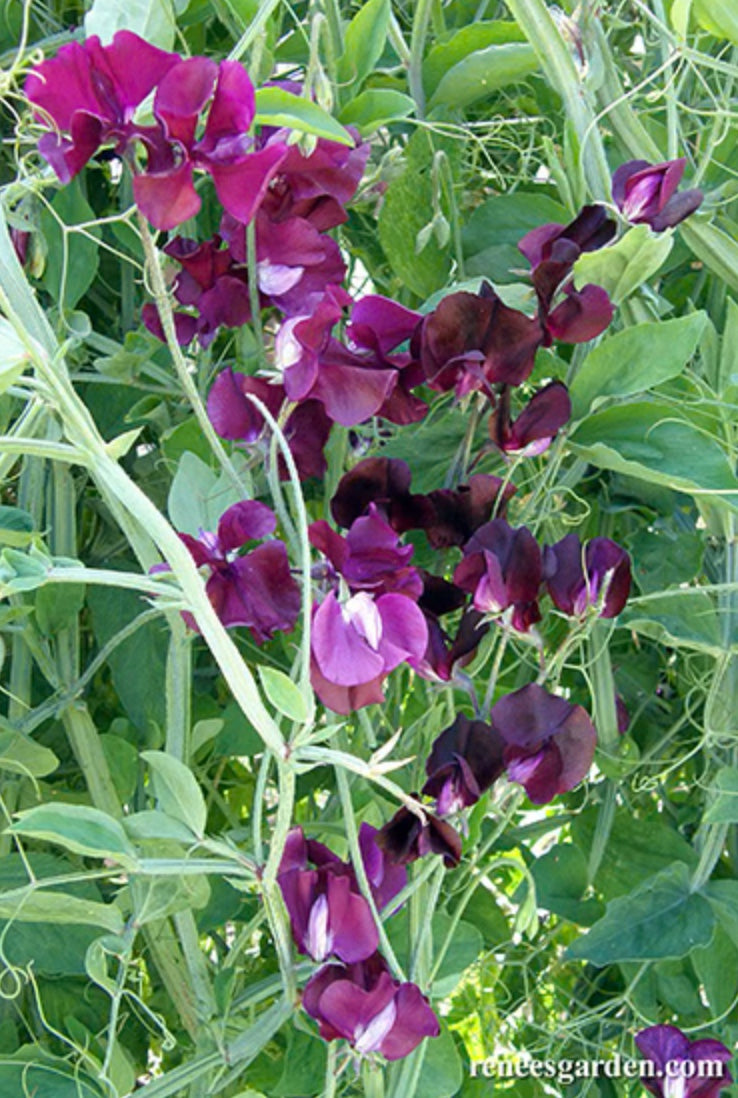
409,0,434,117
228,0,283,61
261,762,297,1002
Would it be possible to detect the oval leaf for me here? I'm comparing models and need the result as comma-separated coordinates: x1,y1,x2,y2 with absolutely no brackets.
258,666,309,723
254,88,354,146
12,804,137,866
142,750,207,838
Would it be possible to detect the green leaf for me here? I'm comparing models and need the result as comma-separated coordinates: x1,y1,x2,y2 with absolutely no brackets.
704,880,738,948
257,666,308,723
0,725,58,778
336,0,390,92
703,767,738,824
0,1057,104,1098
254,88,353,145
570,313,707,417
123,810,197,844
416,1026,463,1098
681,219,738,295
35,581,86,635
530,844,604,925
0,546,48,596
0,887,123,933
572,225,674,304
423,21,525,96
429,42,537,110
569,401,738,506
692,924,738,1016
11,804,137,866
338,89,415,134
629,522,704,594
274,1028,327,1096
168,450,244,537
39,180,101,311
130,873,210,925
462,193,568,283
142,750,207,838
432,916,484,998
0,319,30,394
0,505,33,548
693,0,738,43
84,0,176,48
618,591,722,654
567,863,715,965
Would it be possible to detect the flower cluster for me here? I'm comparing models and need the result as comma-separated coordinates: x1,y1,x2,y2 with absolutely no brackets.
277,826,439,1060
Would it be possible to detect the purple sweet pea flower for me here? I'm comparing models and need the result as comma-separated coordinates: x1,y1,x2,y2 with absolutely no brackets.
422,713,506,815
261,132,371,230
302,954,440,1060
207,368,332,481
278,829,378,964
134,58,289,229
490,683,597,804
310,590,428,714
542,533,632,618
178,500,300,641
376,798,463,868
408,573,489,684
635,1025,733,1098
358,823,407,912
612,159,704,231
25,32,179,183
453,519,542,633
491,381,572,457
309,505,423,600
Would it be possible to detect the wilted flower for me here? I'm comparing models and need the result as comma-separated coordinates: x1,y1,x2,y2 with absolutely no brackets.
376,799,462,868
422,713,505,814
302,954,439,1060
612,159,704,231
453,519,542,632
490,683,597,804
278,829,378,964
25,31,178,182
310,590,428,714
177,500,300,640
542,533,631,618
635,1025,733,1098
207,368,331,481
491,381,571,457
309,505,423,599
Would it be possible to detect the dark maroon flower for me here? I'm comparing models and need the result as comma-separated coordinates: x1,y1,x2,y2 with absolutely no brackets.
310,591,428,714
415,284,544,396
542,533,631,618
490,683,597,804
612,159,704,231
179,500,300,640
616,694,630,735
453,519,542,632
134,58,288,229
309,506,423,600
358,823,407,912
376,800,462,868
303,954,439,1060
422,714,505,815
261,132,371,230
278,829,378,964
635,1025,733,1098
25,32,179,183
410,574,489,684
492,382,571,457
330,458,415,530
207,368,332,481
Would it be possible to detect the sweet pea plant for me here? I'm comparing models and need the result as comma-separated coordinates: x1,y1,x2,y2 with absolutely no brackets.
1,1,738,1096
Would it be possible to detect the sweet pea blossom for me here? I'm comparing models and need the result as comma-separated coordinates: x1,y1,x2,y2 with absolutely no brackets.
277,829,378,964
25,32,178,182
453,519,542,632
491,381,572,457
490,683,597,804
422,713,505,815
542,533,631,618
376,799,462,868
177,500,299,640
635,1025,733,1098
309,505,423,600
303,954,439,1060
310,590,428,714
612,159,704,231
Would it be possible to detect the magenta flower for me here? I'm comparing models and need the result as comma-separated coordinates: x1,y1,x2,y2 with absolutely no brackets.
179,500,300,641
25,31,178,183
303,954,439,1060
376,799,462,868
358,824,408,912
635,1025,733,1098
207,369,332,481
612,159,704,231
453,519,542,632
134,58,289,229
277,829,378,964
309,505,423,600
542,533,631,618
491,381,571,457
490,683,597,804
261,132,371,229
422,714,505,815
310,590,428,714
